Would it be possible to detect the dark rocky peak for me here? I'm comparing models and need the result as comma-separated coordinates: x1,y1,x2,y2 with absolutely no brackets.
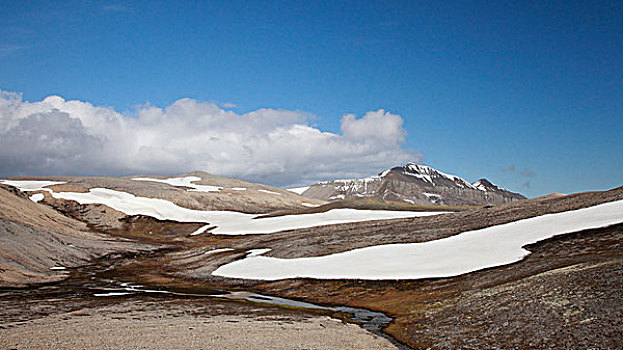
386,163,476,189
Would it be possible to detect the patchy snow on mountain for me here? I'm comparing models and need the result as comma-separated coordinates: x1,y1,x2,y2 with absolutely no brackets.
212,199,623,280
472,179,505,192
29,193,45,202
299,163,525,206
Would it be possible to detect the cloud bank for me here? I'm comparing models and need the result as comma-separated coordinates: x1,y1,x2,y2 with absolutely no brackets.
0,90,419,187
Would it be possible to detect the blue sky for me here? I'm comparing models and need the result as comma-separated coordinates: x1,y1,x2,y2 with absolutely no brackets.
0,0,621,197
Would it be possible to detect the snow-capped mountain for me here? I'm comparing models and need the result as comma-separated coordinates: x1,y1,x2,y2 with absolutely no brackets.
296,163,526,206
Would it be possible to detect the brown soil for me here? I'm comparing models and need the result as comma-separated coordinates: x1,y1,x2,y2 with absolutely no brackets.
0,185,156,287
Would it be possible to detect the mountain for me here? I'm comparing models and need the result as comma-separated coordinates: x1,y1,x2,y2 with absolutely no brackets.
296,163,526,206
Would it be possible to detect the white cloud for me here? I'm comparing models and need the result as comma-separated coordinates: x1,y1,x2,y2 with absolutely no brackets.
0,90,420,186
341,109,405,142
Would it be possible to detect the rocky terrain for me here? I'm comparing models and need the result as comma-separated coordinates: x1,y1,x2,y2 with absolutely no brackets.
1,297,396,350
0,171,621,349
0,184,154,286
299,163,526,206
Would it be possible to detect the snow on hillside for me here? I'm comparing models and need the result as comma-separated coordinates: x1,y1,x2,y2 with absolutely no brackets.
212,199,623,280
258,189,281,195
1,180,65,191
1,180,442,235
287,186,310,195
133,176,223,192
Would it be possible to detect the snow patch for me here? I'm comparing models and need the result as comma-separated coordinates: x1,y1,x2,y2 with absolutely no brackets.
133,176,222,192
204,248,234,255
5,183,440,235
212,200,623,280
94,292,134,297
258,189,281,195
247,248,272,257
422,192,440,198
29,193,44,203
287,186,309,195
190,225,211,236
1,180,65,192
50,266,67,270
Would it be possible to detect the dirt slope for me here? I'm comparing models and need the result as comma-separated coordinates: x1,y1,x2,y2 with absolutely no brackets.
0,185,155,287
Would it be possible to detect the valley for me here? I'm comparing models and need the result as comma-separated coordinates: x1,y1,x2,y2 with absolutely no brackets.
1,169,621,349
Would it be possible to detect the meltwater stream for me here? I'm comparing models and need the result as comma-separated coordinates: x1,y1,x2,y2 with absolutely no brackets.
0,259,407,348
89,280,410,349
0,252,411,349
94,281,393,332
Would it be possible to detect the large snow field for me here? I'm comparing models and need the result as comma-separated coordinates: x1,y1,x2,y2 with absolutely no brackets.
1,180,66,191
1,180,440,235
132,176,222,192
212,199,623,280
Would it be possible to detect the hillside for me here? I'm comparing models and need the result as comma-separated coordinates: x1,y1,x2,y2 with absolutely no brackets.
0,172,621,349
9,171,326,214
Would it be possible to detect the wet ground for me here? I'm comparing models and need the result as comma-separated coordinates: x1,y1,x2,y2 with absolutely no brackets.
0,249,409,349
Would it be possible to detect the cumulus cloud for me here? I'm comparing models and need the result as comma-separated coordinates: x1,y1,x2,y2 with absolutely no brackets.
0,90,419,187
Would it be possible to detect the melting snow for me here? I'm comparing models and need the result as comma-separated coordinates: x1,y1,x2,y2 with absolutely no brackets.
212,200,623,280
94,292,134,297
258,189,281,195
190,225,211,236
230,187,246,191
287,186,309,195
475,183,488,191
4,182,441,235
29,193,44,203
0,180,65,192
133,176,222,192
204,248,234,255
422,193,440,198
50,266,67,270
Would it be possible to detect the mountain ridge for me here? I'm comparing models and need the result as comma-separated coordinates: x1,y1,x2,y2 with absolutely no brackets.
296,163,526,206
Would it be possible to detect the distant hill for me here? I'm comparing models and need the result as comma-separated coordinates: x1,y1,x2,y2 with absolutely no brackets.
294,163,526,206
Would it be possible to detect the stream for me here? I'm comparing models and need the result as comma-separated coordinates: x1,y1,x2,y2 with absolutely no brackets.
0,253,411,349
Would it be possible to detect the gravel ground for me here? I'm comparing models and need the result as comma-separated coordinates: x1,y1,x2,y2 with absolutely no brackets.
0,298,397,350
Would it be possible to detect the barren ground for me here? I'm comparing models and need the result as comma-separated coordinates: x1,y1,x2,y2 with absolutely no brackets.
1,179,621,349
